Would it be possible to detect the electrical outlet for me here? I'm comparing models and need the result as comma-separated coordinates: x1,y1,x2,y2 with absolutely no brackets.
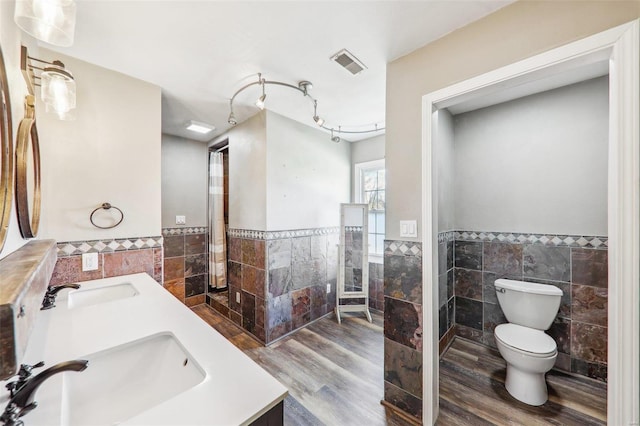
82,253,99,271
236,292,241,304
326,283,331,294
176,215,186,225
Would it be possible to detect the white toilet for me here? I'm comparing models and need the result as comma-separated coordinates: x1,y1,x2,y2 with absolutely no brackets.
493,278,563,406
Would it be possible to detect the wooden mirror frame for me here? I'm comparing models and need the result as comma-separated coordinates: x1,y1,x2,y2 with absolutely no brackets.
0,46,14,252
15,95,40,238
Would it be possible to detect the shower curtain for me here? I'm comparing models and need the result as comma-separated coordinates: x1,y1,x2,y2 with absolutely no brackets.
208,151,227,289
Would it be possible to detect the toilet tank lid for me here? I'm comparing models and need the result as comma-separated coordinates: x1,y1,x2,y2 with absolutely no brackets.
495,279,563,296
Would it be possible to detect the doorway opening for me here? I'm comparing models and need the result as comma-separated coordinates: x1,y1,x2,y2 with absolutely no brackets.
421,21,639,425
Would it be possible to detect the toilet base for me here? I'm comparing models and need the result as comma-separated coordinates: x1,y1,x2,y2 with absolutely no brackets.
504,365,548,406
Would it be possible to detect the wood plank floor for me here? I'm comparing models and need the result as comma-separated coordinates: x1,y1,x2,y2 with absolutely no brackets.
437,338,607,426
192,305,408,425
192,305,607,426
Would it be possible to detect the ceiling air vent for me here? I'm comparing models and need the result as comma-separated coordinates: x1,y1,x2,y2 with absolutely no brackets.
330,49,367,75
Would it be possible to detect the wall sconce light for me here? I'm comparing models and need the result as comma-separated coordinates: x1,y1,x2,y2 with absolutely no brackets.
21,46,76,120
227,72,384,142
14,0,77,47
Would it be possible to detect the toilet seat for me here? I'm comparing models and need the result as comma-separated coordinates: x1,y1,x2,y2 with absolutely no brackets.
495,323,557,358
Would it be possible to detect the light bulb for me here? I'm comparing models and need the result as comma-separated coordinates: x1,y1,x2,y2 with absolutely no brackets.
41,63,75,118
15,0,76,46
255,94,266,110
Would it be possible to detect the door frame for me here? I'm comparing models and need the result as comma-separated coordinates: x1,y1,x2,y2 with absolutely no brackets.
421,20,639,425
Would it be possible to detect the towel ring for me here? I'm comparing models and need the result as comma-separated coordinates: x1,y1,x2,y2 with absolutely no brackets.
90,203,124,229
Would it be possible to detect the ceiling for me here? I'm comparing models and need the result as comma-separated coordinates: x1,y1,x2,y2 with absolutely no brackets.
49,1,513,142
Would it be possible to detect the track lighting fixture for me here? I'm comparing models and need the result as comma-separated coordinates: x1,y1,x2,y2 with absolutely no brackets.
14,0,77,47
227,72,384,141
228,111,237,126
312,100,324,127
255,74,266,110
255,93,266,110
20,46,76,120
331,129,340,143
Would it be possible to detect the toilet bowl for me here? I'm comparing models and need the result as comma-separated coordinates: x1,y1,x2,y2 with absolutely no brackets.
494,323,557,405
494,279,563,406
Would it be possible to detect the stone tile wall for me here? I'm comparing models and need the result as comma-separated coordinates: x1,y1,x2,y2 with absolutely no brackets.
50,237,163,287
223,235,267,342
383,240,423,420
368,262,384,311
267,233,339,343
437,232,455,352
162,229,208,307
451,231,608,382
220,228,341,345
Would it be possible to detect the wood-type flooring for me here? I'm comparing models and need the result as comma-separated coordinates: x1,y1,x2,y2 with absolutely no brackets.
438,338,607,425
192,305,607,426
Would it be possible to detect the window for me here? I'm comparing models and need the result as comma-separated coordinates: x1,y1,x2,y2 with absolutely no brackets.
355,159,385,257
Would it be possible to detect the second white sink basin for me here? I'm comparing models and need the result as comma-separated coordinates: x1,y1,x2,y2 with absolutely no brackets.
68,282,139,309
61,332,206,425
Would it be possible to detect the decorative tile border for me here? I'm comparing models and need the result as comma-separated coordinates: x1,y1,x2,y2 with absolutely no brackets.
162,227,207,235
454,230,607,248
345,226,363,232
384,240,422,257
57,236,163,257
227,227,339,240
437,230,455,243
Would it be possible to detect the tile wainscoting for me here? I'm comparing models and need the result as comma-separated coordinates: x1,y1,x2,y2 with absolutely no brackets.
439,230,608,382
50,236,163,287
162,227,208,307
223,227,340,344
220,227,383,345
383,240,423,420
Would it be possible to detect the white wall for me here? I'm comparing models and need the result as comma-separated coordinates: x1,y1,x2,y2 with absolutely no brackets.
351,134,385,165
161,134,208,228
385,1,640,241
266,110,350,230
436,109,454,233
210,112,267,231
0,2,29,259
452,77,608,236
35,49,161,242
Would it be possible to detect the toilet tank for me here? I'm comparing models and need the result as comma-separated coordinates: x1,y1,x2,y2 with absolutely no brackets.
494,279,562,330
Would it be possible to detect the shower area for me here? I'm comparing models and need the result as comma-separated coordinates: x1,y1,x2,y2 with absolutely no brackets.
207,142,231,313
435,75,610,384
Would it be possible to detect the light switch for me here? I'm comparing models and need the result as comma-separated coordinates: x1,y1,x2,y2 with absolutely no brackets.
175,215,186,225
399,220,417,238
82,252,99,271
236,292,241,304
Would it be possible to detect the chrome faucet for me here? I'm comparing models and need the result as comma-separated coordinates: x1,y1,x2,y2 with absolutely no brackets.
40,284,80,310
1,360,88,426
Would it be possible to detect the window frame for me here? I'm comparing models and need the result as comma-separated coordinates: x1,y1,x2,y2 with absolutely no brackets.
354,159,385,263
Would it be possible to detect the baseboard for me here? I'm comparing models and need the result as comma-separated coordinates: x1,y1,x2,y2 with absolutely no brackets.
380,399,422,425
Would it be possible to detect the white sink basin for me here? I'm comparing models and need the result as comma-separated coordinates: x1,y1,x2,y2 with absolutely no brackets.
68,282,139,309
61,333,205,425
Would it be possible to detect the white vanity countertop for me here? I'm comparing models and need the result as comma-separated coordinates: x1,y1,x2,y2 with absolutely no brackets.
0,273,288,425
